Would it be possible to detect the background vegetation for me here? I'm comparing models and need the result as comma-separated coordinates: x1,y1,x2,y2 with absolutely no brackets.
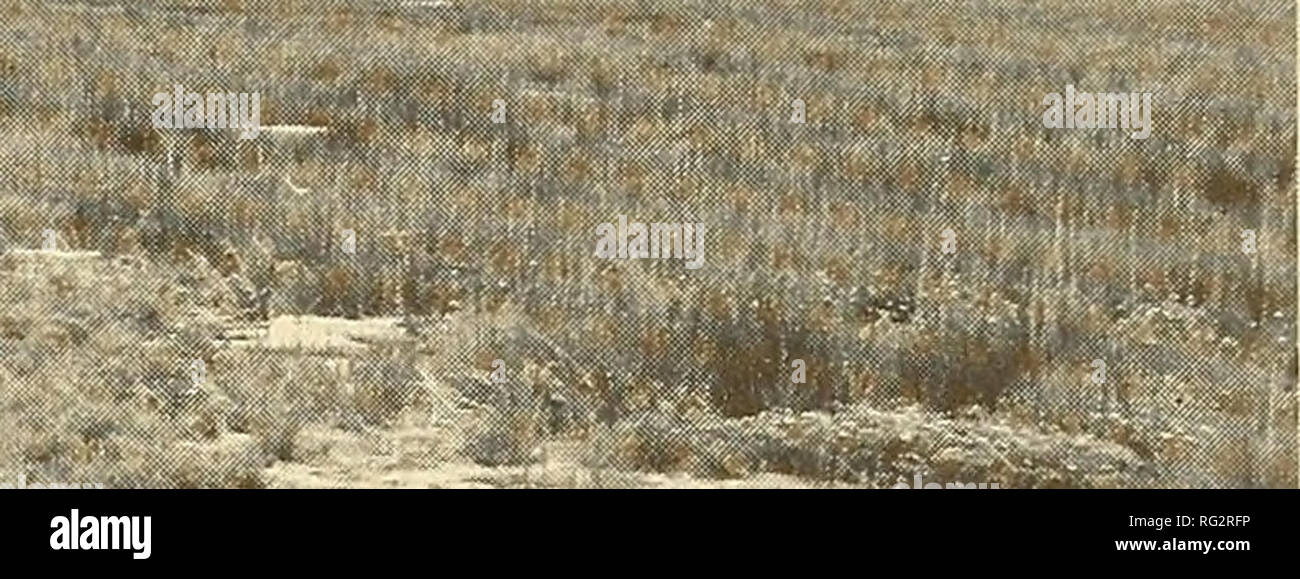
0,0,1294,487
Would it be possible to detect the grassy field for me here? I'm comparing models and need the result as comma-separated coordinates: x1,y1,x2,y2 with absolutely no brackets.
0,0,1295,488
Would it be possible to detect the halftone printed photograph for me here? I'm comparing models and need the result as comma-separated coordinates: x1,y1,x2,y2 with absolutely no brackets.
0,0,1294,498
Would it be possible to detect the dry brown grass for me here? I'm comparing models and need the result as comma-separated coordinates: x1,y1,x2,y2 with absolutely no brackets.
0,0,1294,487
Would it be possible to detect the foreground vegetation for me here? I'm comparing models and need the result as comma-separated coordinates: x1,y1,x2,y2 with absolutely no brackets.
0,0,1294,487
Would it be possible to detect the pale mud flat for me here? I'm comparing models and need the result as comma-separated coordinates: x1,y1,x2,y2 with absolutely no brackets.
262,426,859,489
2,249,103,260
0,250,104,284
221,315,410,355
